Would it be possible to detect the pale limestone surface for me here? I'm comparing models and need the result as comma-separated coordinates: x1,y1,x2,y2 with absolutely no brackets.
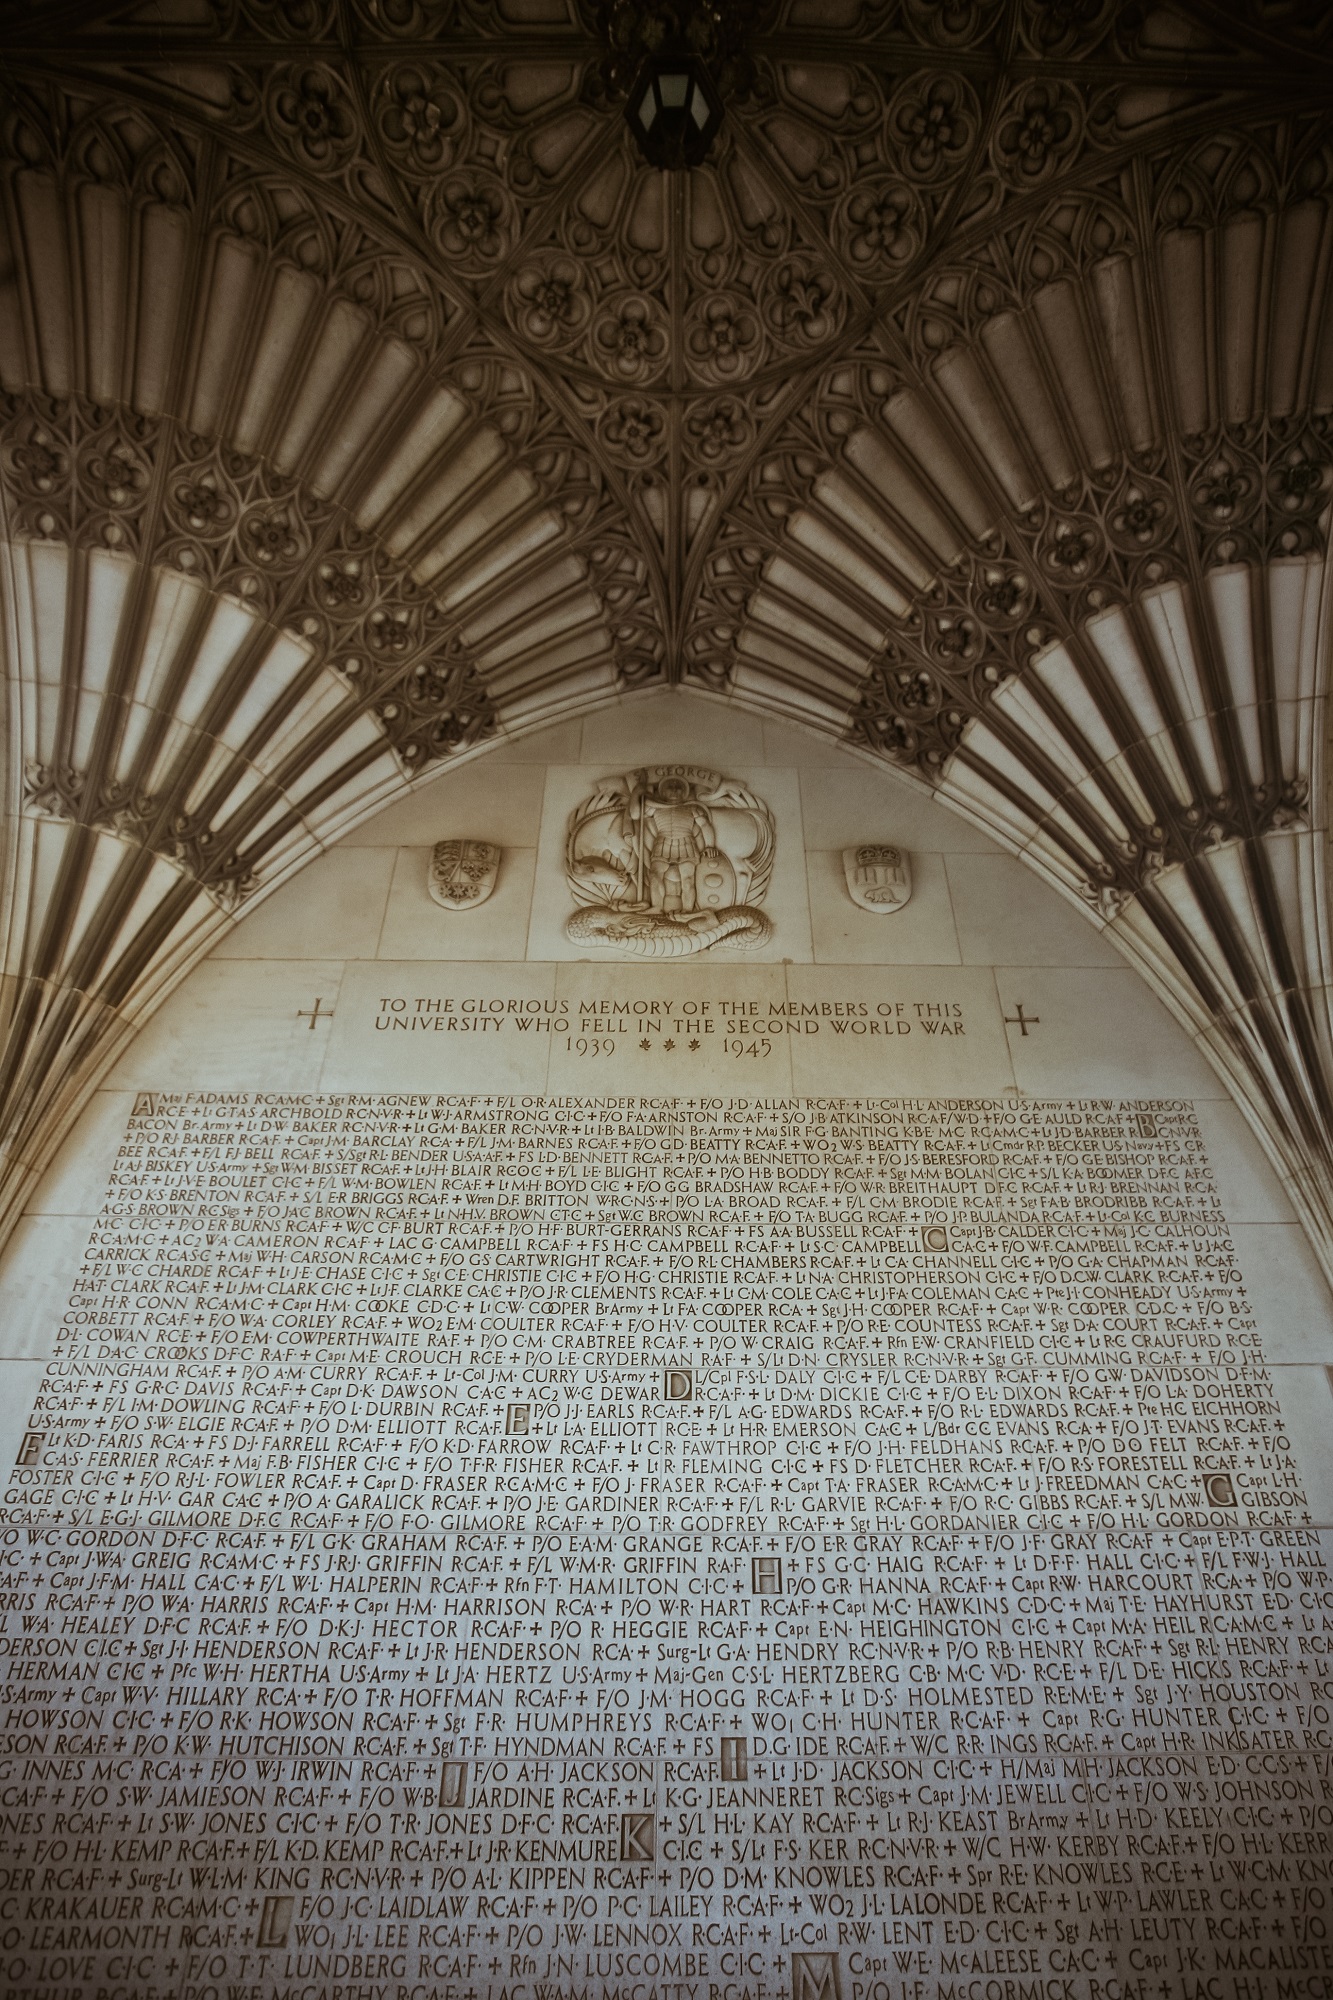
0,696,1330,2000
807,847,960,963
380,844,538,961
1,691,1329,1514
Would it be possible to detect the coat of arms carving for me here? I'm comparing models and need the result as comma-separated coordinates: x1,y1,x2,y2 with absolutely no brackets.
429,840,501,909
842,843,911,913
565,765,775,956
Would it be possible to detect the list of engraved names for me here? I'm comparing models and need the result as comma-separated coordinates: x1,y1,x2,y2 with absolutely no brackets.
1,1094,1330,2000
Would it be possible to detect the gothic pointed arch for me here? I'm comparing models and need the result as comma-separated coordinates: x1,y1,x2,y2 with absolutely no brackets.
2,0,1333,1279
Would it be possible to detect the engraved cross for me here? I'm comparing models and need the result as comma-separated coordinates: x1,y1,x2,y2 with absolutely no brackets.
1004,1002,1039,1036
297,997,335,1031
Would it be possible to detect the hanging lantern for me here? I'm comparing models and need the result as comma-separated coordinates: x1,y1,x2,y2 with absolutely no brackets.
625,52,724,168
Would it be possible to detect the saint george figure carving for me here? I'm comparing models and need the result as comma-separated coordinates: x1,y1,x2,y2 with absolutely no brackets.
565,765,775,955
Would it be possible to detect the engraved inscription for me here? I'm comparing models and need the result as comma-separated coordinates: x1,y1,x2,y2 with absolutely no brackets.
0,1092,1329,1998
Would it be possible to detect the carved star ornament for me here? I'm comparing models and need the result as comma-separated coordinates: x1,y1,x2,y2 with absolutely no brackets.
2,0,1333,1274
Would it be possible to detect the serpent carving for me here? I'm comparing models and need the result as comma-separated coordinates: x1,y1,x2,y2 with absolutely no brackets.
566,904,773,956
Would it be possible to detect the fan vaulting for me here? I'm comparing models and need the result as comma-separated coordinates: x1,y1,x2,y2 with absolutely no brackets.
2,0,1333,1276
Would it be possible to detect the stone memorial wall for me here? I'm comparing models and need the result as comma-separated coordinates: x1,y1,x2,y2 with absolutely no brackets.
2,1089,1330,2000
6,11,1333,1994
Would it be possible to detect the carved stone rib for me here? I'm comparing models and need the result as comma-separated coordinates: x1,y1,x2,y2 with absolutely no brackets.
0,8,1332,1286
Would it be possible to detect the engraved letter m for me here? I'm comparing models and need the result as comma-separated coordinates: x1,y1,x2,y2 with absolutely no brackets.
792,1954,840,2000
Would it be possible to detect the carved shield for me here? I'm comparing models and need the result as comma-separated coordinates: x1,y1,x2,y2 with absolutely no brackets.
429,840,500,910
842,843,911,913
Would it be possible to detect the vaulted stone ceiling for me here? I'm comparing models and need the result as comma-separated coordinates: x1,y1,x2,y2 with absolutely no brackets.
2,0,1333,1276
